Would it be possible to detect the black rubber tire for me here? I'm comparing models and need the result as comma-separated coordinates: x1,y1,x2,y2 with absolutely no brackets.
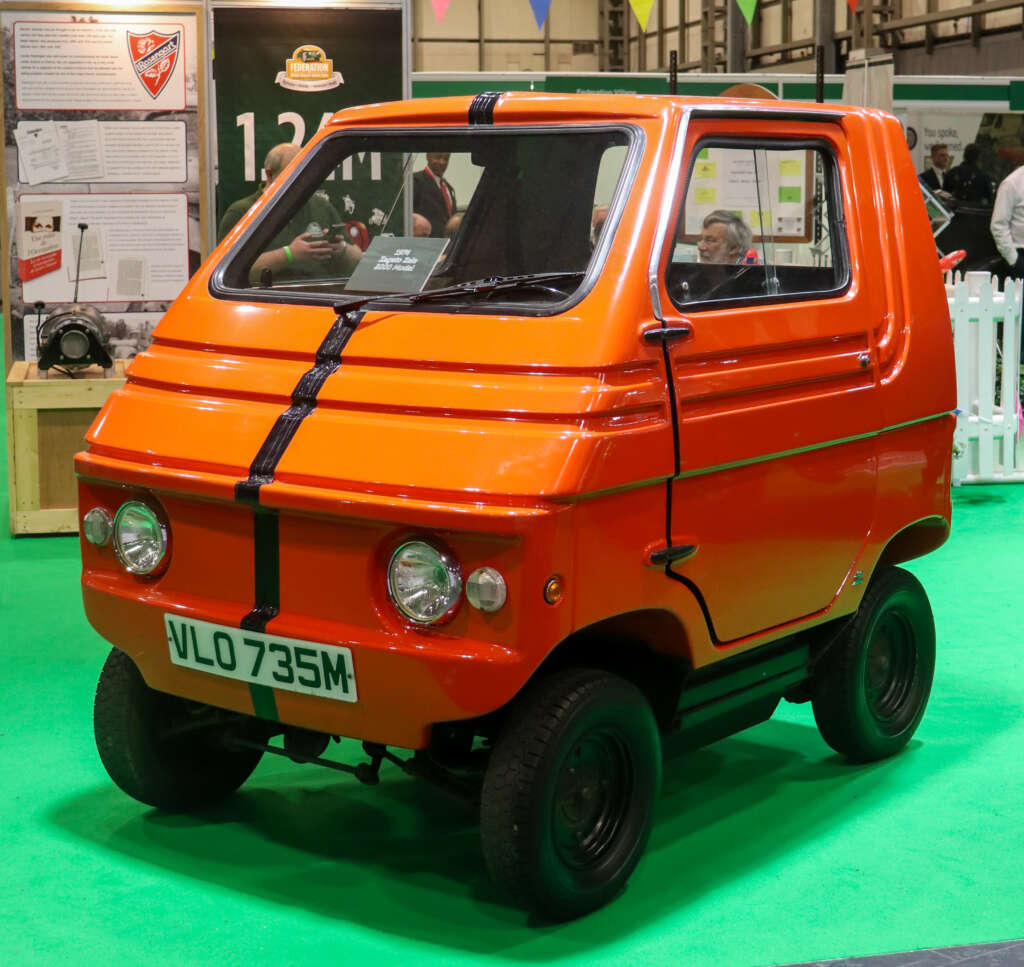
480,668,661,921
811,566,936,763
94,648,265,811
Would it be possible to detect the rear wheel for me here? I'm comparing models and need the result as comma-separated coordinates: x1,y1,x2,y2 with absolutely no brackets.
94,648,265,811
811,567,936,762
480,668,661,920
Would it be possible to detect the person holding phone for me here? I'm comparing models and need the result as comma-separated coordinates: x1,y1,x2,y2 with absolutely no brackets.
218,143,361,285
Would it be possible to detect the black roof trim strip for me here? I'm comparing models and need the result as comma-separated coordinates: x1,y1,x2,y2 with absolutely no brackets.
689,107,844,123
469,91,502,125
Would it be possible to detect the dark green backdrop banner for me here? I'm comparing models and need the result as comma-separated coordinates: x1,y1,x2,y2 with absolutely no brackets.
212,4,403,235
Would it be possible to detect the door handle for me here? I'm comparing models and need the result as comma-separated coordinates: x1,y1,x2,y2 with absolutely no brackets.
643,324,692,345
646,542,699,566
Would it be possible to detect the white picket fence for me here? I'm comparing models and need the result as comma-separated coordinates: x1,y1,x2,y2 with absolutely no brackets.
946,271,1024,485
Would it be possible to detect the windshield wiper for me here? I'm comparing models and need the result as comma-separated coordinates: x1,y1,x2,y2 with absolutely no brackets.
332,271,585,315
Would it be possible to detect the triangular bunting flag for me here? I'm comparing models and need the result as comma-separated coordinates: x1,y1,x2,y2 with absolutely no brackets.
528,0,553,30
736,0,758,25
628,0,655,32
430,0,450,23
847,0,859,11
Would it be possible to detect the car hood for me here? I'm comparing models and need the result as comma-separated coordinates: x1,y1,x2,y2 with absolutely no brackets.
82,290,672,509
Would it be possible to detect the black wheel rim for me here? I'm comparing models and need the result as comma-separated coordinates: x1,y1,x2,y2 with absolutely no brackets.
865,608,917,729
552,728,632,871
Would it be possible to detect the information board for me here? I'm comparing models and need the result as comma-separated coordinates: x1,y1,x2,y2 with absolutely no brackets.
1,4,206,363
682,147,814,244
346,236,447,293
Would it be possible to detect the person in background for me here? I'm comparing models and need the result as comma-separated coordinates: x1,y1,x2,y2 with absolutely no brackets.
945,143,994,207
413,152,457,237
412,213,431,237
919,143,952,201
697,210,753,264
218,143,360,284
218,143,296,241
991,161,1024,280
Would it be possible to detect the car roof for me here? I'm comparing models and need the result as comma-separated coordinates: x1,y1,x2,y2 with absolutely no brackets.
323,90,874,130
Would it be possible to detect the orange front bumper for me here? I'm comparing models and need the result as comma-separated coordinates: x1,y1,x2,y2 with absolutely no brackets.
82,575,533,750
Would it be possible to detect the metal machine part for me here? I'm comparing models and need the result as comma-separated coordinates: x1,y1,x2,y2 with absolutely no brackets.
36,302,113,377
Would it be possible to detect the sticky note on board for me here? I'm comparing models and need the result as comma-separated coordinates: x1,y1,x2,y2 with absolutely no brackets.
693,187,716,203
749,209,771,229
694,161,716,179
779,158,801,176
698,148,709,159
778,185,802,204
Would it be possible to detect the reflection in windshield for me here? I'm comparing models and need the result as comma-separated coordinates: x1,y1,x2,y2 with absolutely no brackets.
218,129,633,310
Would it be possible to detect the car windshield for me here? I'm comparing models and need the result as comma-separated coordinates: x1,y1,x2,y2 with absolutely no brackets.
215,127,635,311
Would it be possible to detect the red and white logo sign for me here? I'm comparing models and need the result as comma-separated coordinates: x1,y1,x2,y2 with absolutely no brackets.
127,30,181,99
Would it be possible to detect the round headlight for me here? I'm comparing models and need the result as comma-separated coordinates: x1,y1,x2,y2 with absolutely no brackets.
466,567,507,613
59,328,90,360
387,540,462,624
113,501,167,575
82,507,113,547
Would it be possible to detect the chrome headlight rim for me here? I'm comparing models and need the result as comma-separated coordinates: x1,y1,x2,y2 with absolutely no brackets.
387,539,463,626
112,499,169,576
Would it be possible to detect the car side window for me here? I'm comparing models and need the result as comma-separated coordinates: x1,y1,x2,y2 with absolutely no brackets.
666,141,849,310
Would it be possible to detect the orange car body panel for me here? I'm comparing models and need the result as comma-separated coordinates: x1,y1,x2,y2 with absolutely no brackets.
77,93,955,750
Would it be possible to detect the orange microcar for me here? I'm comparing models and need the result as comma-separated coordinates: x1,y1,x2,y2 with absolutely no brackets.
79,93,955,920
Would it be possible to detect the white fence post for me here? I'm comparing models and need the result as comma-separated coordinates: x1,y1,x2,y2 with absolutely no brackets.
947,272,1024,485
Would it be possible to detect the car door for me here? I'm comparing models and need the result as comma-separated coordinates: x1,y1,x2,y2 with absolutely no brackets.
656,117,882,644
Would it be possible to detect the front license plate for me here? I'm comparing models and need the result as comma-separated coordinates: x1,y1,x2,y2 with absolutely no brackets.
164,615,357,703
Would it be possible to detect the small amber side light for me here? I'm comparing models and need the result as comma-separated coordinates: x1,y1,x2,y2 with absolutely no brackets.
543,575,563,605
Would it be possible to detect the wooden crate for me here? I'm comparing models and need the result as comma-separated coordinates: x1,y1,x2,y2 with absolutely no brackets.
6,360,128,535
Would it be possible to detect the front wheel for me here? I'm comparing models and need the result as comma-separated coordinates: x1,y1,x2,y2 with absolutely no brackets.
480,668,661,920
94,648,266,811
811,567,936,762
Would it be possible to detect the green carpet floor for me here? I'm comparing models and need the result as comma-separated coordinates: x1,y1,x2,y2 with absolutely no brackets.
1,414,1022,965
